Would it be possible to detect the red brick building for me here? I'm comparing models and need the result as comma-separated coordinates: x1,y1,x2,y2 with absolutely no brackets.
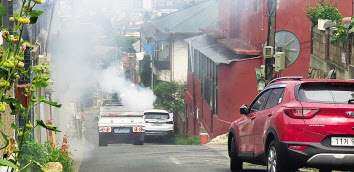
184,0,352,138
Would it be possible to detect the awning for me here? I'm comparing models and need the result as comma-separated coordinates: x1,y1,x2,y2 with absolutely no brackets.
144,43,153,56
132,40,140,53
185,35,258,65
218,39,262,56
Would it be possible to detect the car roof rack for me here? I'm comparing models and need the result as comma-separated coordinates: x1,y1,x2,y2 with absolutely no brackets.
269,76,303,85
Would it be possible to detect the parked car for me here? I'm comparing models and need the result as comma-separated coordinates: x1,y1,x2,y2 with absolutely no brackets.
144,109,174,140
228,77,354,172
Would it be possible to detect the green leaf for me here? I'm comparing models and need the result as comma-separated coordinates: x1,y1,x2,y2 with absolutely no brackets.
349,27,354,33
10,123,17,130
0,119,4,126
39,96,62,108
29,10,44,17
18,68,30,78
3,98,21,105
13,148,20,153
30,17,38,24
33,79,49,88
0,3,6,17
0,159,18,169
36,120,61,132
14,12,19,18
0,131,9,150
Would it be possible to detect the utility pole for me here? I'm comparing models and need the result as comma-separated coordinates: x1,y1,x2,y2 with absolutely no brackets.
265,0,277,82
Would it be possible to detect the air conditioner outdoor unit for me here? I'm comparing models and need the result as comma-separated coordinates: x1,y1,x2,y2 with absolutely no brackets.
274,52,285,72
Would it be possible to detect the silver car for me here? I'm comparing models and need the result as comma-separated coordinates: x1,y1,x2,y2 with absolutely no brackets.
144,109,174,140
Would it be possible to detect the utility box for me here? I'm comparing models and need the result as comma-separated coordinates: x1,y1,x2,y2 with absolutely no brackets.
263,46,274,59
274,52,285,71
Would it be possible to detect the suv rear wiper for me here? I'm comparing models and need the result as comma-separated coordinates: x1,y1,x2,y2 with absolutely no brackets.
348,99,354,104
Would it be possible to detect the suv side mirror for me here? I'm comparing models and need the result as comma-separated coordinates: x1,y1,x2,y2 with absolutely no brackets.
240,104,248,115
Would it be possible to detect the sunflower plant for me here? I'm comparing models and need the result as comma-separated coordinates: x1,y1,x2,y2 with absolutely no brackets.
0,0,62,171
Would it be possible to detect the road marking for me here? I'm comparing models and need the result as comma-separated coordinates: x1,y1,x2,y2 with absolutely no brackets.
169,156,181,165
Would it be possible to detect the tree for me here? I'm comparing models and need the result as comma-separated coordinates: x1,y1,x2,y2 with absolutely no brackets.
140,55,151,87
115,36,138,53
153,81,186,114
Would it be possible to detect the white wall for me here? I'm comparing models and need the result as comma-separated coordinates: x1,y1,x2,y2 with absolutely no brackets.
172,39,188,83
157,70,171,82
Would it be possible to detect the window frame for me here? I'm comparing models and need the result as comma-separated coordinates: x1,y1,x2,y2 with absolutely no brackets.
248,84,286,113
264,88,285,110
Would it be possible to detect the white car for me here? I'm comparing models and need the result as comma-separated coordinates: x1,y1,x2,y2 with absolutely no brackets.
144,109,174,139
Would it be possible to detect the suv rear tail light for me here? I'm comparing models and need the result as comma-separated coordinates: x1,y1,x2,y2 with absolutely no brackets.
133,127,145,132
284,108,320,119
166,121,173,124
99,127,112,133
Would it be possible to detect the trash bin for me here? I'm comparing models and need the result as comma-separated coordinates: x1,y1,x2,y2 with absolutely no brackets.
200,133,208,145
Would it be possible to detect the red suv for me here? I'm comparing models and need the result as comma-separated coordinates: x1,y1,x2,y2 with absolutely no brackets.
228,77,354,172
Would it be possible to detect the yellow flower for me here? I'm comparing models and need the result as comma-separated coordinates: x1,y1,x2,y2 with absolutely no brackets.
9,17,15,22
17,61,25,68
18,16,30,24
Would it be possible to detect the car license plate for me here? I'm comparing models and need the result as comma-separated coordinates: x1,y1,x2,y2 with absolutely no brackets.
114,128,130,134
331,137,354,146
152,123,162,126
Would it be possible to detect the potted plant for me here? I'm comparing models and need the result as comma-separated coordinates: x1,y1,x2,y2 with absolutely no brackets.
304,0,343,30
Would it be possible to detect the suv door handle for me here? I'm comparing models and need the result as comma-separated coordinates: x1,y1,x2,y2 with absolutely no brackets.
251,116,256,120
268,114,273,117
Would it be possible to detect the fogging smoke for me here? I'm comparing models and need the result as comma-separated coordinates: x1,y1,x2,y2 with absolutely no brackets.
98,67,156,111
44,0,156,157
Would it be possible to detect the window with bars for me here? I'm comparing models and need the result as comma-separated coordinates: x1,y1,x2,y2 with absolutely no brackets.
190,50,218,114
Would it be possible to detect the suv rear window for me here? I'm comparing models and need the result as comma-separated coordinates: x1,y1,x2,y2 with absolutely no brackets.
145,113,169,119
298,82,354,104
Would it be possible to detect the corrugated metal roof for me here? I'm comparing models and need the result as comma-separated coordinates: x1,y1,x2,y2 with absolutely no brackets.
186,35,257,65
151,0,218,33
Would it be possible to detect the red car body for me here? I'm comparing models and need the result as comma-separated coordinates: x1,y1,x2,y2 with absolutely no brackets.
228,78,354,171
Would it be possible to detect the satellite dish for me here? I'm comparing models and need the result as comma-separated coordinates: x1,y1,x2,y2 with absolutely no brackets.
264,30,301,68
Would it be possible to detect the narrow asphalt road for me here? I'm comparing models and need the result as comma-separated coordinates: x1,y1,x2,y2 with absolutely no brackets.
78,109,266,172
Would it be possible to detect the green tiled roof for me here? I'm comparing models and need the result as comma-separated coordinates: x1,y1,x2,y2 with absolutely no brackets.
151,0,218,33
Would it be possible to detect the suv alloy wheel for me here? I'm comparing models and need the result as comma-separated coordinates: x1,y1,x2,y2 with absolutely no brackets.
267,140,289,172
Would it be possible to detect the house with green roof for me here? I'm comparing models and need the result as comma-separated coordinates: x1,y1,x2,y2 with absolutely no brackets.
140,0,218,86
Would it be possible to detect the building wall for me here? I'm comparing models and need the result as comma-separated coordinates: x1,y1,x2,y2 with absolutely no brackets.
218,0,352,78
185,57,262,138
172,39,188,83
156,70,171,81
185,70,202,135
217,58,262,123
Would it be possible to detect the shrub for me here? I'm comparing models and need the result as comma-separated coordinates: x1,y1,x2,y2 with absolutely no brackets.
19,136,49,172
45,142,74,172
19,135,74,172
153,81,186,114
304,0,343,26
174,134,200,145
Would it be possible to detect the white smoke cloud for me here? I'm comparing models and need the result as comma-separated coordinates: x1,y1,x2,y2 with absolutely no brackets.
45,0,156,154
98,66,156,111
